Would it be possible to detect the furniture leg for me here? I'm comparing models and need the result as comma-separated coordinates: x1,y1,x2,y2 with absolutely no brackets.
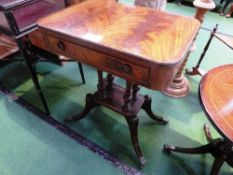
16,38,50,115
77,62,85,84
163,139,233,174
65,93,98,121
163,122,233,174
122,81,132,112
210,156,226,175
106,74,114,91
97,70,105,100
65,69,101,121
163,139,223,154
142,95,168,124
125,115,146,167
132,84,140,101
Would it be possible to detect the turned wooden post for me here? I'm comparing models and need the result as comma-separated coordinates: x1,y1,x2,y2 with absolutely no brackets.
106,73,114,91
162,49,192,97
97,70,105,99
162,0,215,97
122,81,132,112
132,84,140,101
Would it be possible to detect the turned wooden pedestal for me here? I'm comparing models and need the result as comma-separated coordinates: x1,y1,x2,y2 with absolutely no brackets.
65,71,168,167
163,0,215,97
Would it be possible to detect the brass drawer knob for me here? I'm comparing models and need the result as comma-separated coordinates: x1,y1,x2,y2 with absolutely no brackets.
57,40,66,51
121,64,132,74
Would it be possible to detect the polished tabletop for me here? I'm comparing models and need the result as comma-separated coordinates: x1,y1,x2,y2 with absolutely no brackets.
200,64,233,143
38,0,200,65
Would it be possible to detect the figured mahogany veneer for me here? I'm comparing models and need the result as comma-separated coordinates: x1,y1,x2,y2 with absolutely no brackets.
200,64,233,143
36,0,200,90
33,0,200,166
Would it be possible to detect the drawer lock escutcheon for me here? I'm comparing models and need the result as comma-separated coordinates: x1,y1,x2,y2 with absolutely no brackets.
121,64,132,74
106,58,133,74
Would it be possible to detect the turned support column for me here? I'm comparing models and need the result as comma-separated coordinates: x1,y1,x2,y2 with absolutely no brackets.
132,84,140,101
122,81,132,112
162,50,191,97
162,0,215,97
97,70,105,99
106,73,114,91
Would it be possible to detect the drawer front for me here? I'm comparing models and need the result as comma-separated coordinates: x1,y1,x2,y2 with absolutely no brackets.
47,35,150,84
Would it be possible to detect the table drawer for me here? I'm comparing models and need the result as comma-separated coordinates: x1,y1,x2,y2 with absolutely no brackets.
47,35,150,84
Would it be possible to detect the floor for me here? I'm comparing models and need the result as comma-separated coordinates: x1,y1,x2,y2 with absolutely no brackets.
0,1,233,175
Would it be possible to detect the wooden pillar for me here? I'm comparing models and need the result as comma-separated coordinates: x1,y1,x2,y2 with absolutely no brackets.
162,0,215,97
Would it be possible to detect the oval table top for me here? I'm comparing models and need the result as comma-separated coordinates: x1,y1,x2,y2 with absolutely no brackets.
200,64,233,143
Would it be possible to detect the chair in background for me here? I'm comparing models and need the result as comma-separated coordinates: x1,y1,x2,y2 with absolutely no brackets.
0,0,85,115
164,64,233,175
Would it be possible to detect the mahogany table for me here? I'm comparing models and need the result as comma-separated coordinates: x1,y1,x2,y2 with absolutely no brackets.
35,0,200,166
164,64,233,174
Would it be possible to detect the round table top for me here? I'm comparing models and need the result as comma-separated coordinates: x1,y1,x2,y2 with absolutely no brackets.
200,64,233,143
